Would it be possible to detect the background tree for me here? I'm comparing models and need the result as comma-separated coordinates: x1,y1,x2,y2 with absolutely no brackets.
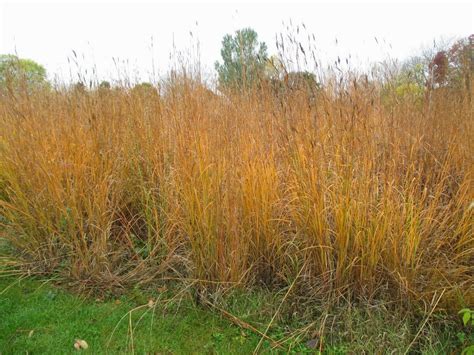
427,37,472,91
72,82,87,94
215,28,268,91
98,80,111,90
131,82,159,97
394,56,427,100
380,35,472,107
0,54,49,93
268,70,320,108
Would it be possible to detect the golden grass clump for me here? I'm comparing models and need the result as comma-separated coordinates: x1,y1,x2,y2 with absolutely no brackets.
0,62,472,308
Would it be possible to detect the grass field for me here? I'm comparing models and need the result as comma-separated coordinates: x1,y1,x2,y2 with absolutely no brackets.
1,276,472,353
0,276,266,353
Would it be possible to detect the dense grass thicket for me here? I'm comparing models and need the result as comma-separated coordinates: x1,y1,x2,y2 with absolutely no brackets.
0,51,473,313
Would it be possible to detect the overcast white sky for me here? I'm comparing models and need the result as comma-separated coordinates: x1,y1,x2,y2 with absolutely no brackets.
1,0,472,83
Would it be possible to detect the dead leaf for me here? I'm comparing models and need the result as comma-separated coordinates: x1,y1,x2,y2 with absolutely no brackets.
305,338,318,349
114,299,121,305
147,298,155,308
157,286,168,293
74,339,89,350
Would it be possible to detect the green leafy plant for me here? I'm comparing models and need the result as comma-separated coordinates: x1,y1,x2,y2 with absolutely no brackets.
463,345,474,355
459,308,474,355
459,309,474,327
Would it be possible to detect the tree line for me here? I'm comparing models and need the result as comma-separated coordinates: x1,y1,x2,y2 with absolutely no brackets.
1,29,472,99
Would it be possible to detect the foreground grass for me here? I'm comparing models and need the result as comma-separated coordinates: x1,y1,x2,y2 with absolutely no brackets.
0,277,267,354
0,276,472,354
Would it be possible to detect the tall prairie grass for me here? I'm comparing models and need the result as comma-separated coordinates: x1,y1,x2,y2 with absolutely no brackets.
0,57,472,309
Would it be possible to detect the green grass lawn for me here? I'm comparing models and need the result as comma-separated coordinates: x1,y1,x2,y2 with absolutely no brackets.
0,277,270,354
0,275,472,354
